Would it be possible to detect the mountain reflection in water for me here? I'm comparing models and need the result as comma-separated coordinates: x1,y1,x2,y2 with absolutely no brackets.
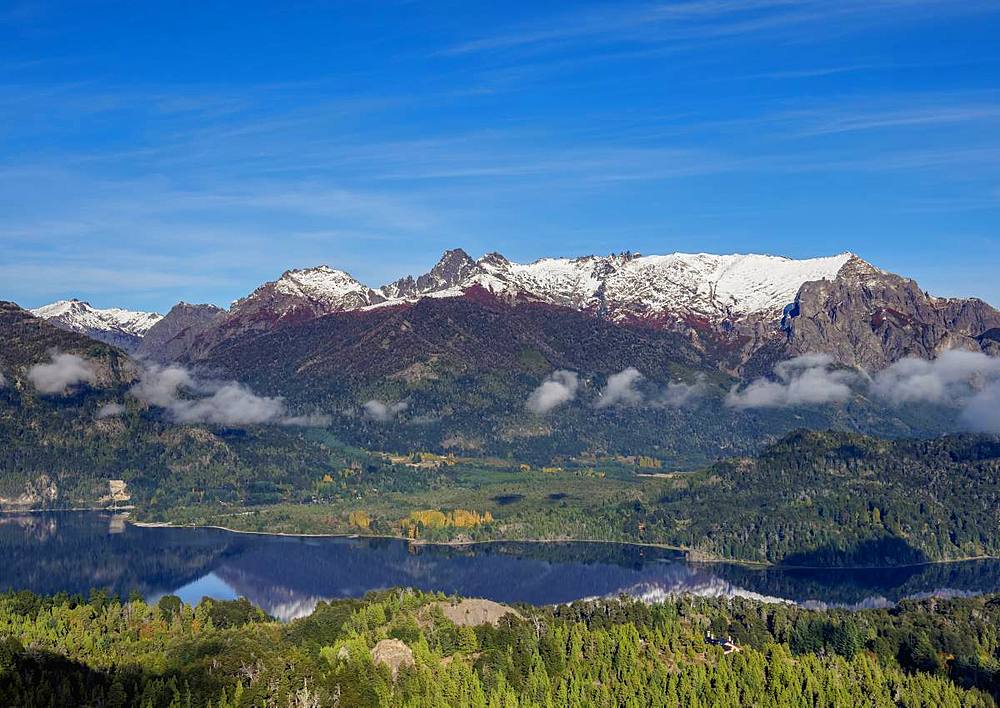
1,512,999,621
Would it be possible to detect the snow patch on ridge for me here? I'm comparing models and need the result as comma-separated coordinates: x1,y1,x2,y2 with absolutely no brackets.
273,265,370,301
422,251,855,318
31,299,163,336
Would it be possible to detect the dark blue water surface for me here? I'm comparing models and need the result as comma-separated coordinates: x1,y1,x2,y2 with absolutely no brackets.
2,512,999,620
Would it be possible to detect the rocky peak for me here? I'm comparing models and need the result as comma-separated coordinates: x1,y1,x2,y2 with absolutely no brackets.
758,256,1000,371
425,248,478,285
380,248,479,299
136,302,225,362
477,252,511,269
835,253,884,282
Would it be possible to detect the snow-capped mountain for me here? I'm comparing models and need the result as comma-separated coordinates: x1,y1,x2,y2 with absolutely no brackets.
28,249,1000,371
163,249,859,360
187,248,998,372
29,299,163,353
385,250,858,323
232,249,858,324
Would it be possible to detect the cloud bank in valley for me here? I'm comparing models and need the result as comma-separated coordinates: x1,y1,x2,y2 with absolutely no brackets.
130,364,325,427
656,377,707,408
97,402,125,418
872,349,1000,433
363,399,409,422
526,370,579,414
725,349,1000,433
595,368,644,408
962,382,1000,434
726,353,858,409
27,352,97,395
595,368,706,409
871,349,1000,404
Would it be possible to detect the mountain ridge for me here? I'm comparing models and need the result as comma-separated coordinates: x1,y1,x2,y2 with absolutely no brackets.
29,299,163,353
26,248,1000,374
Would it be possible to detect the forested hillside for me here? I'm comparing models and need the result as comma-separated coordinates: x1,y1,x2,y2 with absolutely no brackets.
167,430,1000,568
649,431,1000,566
1,589,998,707
193,295,961,466
0,302,350,508
4,300,1000,569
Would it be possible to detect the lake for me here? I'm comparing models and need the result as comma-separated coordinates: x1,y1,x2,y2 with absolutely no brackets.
2,511,999,621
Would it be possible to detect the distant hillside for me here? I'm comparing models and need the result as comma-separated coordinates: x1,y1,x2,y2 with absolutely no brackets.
651,430,1000,566
0,301,341,510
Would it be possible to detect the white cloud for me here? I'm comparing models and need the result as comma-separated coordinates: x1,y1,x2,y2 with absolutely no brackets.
130,364,194,407
595,367,644,408
526,370,579,414
656,376,707,408
596,368,707,409
130,364,325,427
96,402,125,418
27,352,96,395
363,399,409,422
961,381,1000,434
871,349,1000,405
872,350,1000,433
168,382,287,425
726,353,858,408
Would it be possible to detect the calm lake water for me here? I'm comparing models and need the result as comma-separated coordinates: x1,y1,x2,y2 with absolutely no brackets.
2,512,999,621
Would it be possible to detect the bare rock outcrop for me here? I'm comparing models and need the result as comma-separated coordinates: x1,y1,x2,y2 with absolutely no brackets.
136,302,224,363
432,598,522,627
370,639,414,679
742,256,1000,374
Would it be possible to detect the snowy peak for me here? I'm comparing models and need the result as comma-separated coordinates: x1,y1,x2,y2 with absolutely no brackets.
428,250,856,319
31,299,163,335
272,265,372,302
228,265,384,327
30,299,163,352
236,265,381,311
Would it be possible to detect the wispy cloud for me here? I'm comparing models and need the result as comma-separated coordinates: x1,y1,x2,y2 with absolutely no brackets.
131,364,328,427
792,103,1000,136
443,0,995,57
594,367,706,408
726,353,859,408
3,2,1000,312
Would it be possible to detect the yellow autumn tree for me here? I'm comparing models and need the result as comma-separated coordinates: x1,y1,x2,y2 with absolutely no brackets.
348,511,371,530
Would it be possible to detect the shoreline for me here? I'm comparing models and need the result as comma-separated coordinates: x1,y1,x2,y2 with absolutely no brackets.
0,506,134,514
6,508,997,571
127,517,1000,571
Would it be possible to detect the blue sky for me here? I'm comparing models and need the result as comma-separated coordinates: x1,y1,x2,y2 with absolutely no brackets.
2,0,1000,313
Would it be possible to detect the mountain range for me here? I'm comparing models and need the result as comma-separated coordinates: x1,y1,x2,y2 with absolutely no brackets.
9,248,999,468
30,249,1000,373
